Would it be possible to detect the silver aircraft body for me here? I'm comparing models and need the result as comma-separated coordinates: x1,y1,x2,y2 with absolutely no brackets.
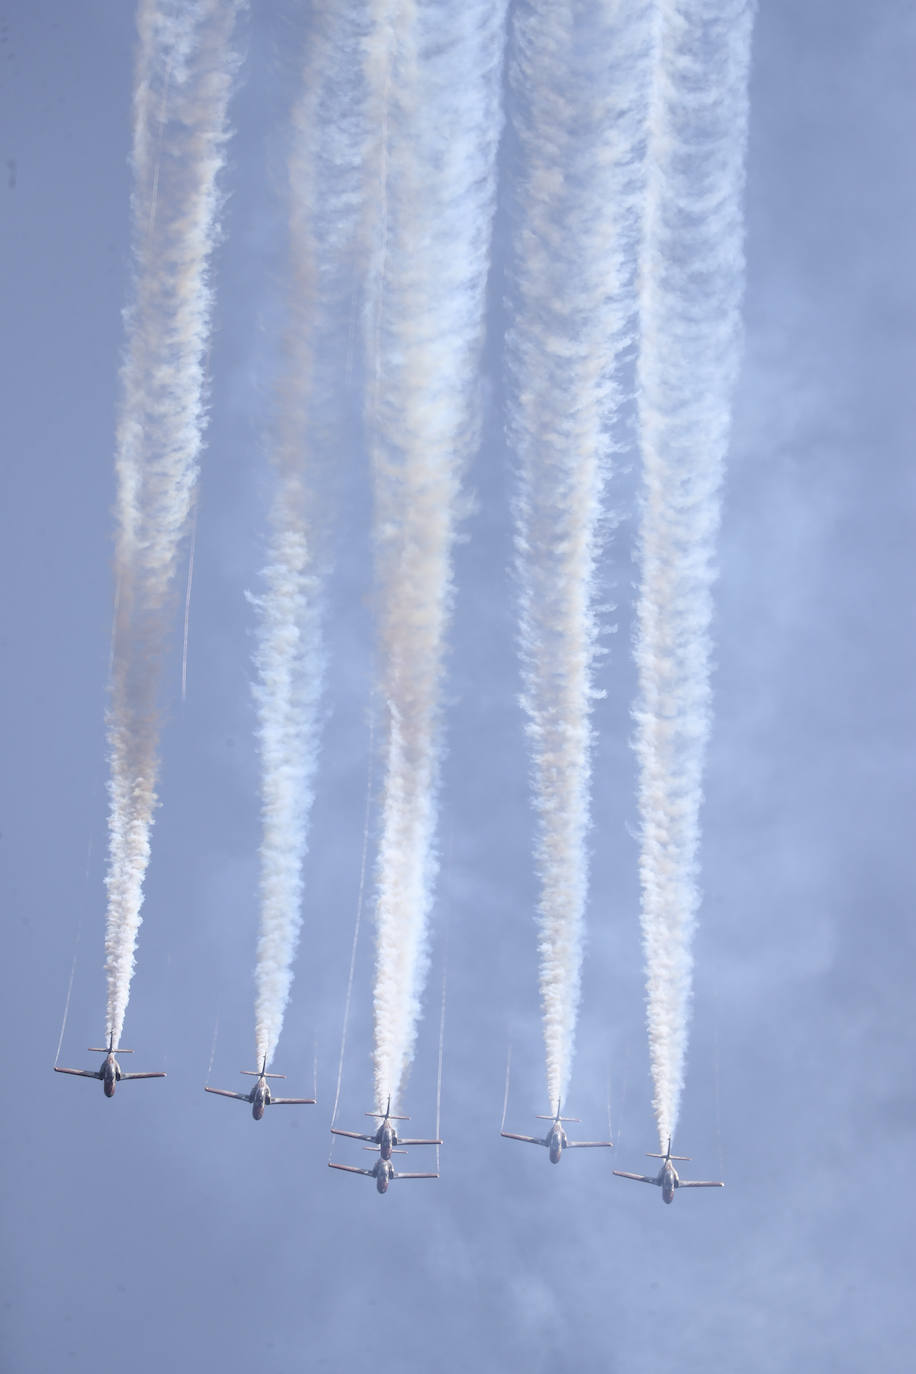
613,1138,724,1203
53,1033,166,1098
330,1096,442,1161
500,1102,613,1164
328,1157,438,1195
204,1057,316,1121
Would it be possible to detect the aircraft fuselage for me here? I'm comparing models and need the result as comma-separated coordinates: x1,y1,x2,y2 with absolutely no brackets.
661,1164,676,1203
103,1054,119,1097
376,1123,397,1159
548,1125,568,1164
375,1162,393,1194
251,1080,269,1120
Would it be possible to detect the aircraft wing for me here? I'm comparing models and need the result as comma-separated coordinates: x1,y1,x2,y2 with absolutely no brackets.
399,1137,443,1147
329,1128,375,1142
120,1072,167,1081
53,1067,101,1079
328,1162,373,1177
269,1096,316,1106
612,1170,657,1184
392,1172,439,1180
566,1140,613,1149
677,1180,724,1189
204,1087,250,1101
500,1131,545,1146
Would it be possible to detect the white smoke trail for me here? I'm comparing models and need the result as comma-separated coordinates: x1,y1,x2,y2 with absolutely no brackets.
506,1,653,1112
634,0,754,1149
250,510,323,1070
105,0,243,1048
366,0,506,1112
251,3,367,1070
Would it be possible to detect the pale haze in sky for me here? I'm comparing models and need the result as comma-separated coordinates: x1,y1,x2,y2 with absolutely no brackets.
1,3,914,1372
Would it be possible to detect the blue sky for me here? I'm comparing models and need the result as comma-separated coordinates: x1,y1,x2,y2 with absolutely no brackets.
1,3,914,1371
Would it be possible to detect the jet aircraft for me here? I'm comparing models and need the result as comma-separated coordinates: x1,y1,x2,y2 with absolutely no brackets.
613,1138,724,1203
328,1158,438,1195
53,1033,166,1098
500,1102,613,1163
330,1096,442,1160
204,1056,316,1120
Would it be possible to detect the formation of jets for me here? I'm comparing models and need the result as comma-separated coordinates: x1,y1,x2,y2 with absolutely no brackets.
329,1097,441,1192
53,1046,724,1204
204,1056,316,1120
53,1033,166,1097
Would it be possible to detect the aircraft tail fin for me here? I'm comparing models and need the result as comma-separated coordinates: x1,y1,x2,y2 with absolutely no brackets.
536,1101,580,1123
241,1069,286,1079
365,1096,408,1121
647,1137,690,1161
89,1046,133,1054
